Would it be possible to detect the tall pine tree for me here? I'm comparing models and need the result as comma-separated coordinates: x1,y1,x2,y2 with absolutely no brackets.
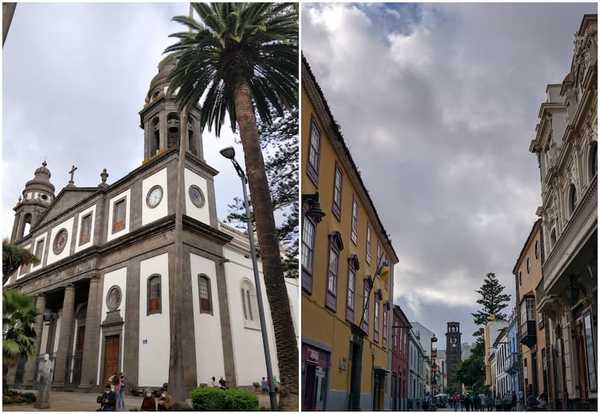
471,272,511,336
225,107,298,278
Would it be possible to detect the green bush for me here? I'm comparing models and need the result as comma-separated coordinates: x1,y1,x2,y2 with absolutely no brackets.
3,389,36,404
191,387,259,411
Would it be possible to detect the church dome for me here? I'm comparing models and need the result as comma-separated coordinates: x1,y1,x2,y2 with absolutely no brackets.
146,54,178,103
25,161,55,193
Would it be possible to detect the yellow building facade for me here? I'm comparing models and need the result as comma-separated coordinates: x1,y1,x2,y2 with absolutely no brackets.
513,219,547,398
301,58,399,411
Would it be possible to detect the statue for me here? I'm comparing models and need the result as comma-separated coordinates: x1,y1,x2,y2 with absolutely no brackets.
34,353,54,409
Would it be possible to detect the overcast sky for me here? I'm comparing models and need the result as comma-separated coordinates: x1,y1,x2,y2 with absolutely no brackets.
3,3,248,239
302,2,596,345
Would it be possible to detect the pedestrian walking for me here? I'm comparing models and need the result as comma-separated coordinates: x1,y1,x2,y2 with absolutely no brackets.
261,377,268,393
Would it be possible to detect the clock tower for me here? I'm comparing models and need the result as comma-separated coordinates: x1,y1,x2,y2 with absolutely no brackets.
446,321,462,393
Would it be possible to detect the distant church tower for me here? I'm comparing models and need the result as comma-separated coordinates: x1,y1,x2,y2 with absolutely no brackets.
11,161,55,242
139,55,204,161
446,321,462,392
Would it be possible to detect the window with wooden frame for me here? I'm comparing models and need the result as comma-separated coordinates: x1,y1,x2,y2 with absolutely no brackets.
332,164,343,220
33,238,44,263
346,255,359,322
147,274,161,315
351,196,359,245
198,274,213,314
307,120,321,185
326,232,343,312
301,216,316,293
112,198,126,233
374,294,381,343
361,278,371,333
366,224,373,264
79,213,92,245
383,304,389,348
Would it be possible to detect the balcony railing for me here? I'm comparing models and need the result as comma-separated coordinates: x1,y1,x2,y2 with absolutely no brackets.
504,352,520,374
519,320,537,348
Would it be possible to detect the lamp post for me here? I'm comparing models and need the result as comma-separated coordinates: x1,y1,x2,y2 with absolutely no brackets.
219,146,278,410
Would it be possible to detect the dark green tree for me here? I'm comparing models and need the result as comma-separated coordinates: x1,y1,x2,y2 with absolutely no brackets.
3,290,37,389
456,340,487,393
471,272,511,336
3,239,40,285
225,107,298,278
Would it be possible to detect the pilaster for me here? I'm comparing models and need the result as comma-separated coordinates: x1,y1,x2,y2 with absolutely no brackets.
215,260,237,386
23,294,46,386
79,276,101,389
53,284,76,386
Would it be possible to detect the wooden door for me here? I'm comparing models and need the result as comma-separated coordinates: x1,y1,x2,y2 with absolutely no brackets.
303,363,317,411
103,335,120,383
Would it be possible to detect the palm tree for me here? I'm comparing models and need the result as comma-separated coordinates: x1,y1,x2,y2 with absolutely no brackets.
3,289,37,388
3,239,40,285
165,3,298,409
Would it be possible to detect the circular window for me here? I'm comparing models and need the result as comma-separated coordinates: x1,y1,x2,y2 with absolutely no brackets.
146,185,163,209
41,194,48,200
106,286,122,311
53,228,68,255
188,185,206,208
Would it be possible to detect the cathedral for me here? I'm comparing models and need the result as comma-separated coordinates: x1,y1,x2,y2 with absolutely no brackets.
4,55,298,392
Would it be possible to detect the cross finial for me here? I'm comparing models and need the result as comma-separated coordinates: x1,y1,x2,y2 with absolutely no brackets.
42,160,47,167
68,165,77,186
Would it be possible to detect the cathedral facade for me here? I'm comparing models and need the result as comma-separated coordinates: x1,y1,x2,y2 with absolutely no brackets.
4,56,298,392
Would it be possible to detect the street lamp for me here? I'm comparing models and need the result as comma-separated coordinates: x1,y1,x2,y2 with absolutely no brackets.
219,146,278,410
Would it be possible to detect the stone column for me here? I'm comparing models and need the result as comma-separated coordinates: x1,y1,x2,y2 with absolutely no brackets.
53,284,75,387
23,294,46,386
79,276,102,390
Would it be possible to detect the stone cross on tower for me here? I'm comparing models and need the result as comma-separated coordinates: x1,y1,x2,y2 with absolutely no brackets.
67,165,77,186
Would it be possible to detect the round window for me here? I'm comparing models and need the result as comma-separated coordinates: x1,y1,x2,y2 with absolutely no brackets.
53,228,68,255
188,185,206,208
146,185,163,209
106,286,122,311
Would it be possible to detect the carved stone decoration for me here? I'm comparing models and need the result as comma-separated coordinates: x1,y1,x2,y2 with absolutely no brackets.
52,228,68,255
106,285,122,311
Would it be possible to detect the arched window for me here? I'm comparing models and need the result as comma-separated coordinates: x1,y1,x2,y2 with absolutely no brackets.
167,112,180,148
198,274,212,314
152,117,160,155
22,213,32,238
568,184,577,215
241,279,258,323
147,274,161,315
589,141,597,181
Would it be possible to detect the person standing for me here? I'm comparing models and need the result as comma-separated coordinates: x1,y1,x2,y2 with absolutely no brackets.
261,377,268,394
141,389,156,411
100,384,117,411
116,372,126,411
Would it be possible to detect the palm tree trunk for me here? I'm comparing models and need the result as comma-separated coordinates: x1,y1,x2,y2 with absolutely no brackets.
233,80,298,410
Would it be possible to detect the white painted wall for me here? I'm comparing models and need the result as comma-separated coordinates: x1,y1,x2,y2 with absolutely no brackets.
96,267,127,385
138,253,171,387
75,204,96,253
190,253,225,385
223,247,281,387
30,233,48,271
141,168,168,226
46,217,75,265
106,189,131,242
184,169,210,224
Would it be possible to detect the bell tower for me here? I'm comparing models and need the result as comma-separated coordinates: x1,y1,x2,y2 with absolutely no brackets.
445,321,462,393
11,161,56,242
139,55,204,161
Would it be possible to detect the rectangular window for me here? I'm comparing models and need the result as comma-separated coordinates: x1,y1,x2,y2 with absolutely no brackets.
79,213,92,245
383,307,388,348
346,265,356,322
301,217,316,293
325,245,339,311
366,225,373,264
351,197,359,245
307,120,321,185
332,164,343,220
112,198,126,233
362,280,369,332
34,239,44,262
374,297,380,343
198,275,212,314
